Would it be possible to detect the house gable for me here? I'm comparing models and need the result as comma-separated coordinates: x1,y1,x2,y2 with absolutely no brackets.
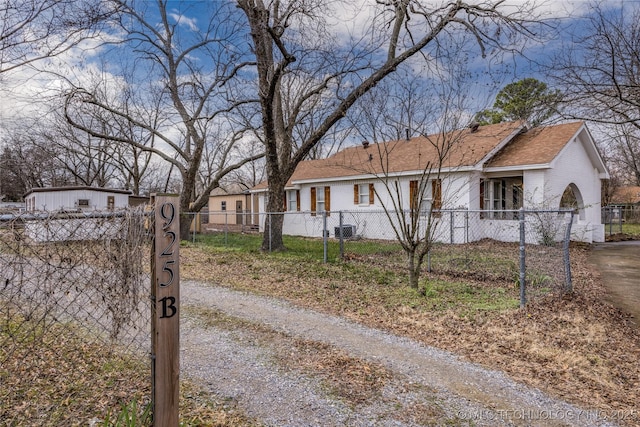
483,122,607,177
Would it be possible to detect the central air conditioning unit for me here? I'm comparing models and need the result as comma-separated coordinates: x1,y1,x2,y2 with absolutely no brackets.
334,224,356,239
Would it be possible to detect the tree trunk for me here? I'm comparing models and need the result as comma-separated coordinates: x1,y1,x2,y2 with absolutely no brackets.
262,182,286,251
406,249,420,289
179,212,192,242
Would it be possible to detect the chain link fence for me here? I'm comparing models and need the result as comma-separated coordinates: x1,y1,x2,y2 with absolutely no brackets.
197,208,577,305
0,207,152,424
602,205,640,236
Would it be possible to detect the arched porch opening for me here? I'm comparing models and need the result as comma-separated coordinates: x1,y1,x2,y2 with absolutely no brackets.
560,183,585,220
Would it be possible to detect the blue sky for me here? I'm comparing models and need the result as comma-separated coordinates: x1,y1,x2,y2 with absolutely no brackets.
1,0,639,146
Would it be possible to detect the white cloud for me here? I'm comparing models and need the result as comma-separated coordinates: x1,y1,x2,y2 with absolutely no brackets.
168,11,199,32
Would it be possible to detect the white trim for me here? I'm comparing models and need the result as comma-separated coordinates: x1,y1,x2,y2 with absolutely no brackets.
483,164,551,173
289,166,475,186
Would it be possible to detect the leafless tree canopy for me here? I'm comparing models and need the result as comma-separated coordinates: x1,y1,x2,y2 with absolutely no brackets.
236,0,540,250
62,0,264,236
547,2,640,185
0,0,114,74
550,3,640,128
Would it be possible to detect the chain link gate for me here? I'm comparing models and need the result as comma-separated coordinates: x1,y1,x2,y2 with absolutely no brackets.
0,205,157,424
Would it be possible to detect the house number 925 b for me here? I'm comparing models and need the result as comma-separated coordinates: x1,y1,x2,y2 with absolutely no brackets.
159,202,176,288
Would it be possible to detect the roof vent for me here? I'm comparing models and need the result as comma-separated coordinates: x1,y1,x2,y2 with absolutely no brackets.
468,122,480,133
362,140,370,149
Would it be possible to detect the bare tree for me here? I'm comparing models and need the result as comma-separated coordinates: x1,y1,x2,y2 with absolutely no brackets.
346,63,473,289
551,2,640,127
236,0,539,251
0,128,73,195
63,0,263,237
0,0,114,74
548,2,640,183
38,117,120,188
598,123,640,186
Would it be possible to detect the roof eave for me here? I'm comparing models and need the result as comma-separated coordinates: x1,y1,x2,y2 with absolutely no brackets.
483,163,551,174
289,166,475,186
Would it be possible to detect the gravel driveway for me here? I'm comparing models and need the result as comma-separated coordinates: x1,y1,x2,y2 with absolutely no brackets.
180,280,616,427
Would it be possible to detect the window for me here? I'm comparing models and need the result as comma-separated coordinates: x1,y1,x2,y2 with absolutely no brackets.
107,196,115,210
480,177,523,219
316,188,325,212
287,190,300,211
310,186,330,216
221,201,227,211
354,184,374,205
78,199,89,207
409,179,441,214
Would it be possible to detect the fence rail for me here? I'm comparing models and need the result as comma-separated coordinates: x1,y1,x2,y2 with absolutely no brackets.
192,208,577,307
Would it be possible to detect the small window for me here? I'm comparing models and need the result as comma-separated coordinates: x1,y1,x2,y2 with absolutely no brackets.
78,199,89,207
107,196,115,210
287,190,300,211
221,201,227,211
360,184,370,204
409,179,440,214
316,188,325,212
310,186,330,216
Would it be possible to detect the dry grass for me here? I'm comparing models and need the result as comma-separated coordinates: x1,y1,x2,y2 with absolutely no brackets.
181,239,640,427
0,311,257,426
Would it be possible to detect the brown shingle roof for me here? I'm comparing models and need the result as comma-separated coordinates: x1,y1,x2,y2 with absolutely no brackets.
250,121,587,191
289,121,524,184
485,121,583,168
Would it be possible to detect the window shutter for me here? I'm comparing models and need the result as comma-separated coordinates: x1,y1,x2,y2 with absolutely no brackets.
432,179,442,210
310,187,316,216
324,186,331,216
283,193,287,210
296,190,300,211
479,179,484,210
354,184,359,204
409,180,418,211
369,183,374,205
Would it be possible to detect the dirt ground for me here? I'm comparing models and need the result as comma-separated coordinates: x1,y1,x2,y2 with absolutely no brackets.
181,242,640,427
589,241,640,328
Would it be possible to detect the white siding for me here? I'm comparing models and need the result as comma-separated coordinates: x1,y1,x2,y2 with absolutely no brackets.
28,189,130,212
542,135,604,242
522,170,546,207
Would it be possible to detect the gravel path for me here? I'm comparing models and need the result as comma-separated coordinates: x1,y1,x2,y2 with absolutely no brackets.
180,280,616,427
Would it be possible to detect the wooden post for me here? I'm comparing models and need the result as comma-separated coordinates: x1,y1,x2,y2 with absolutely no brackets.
151,194,180,426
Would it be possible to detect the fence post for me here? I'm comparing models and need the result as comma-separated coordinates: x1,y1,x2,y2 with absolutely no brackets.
519,207,526,308
563,210,574,294
464,210,469,243
609,207,613,236
269,213,272,252
150,194,180,427
323,211,328,263
339,211,344,259
618,206,623,234
225,212,228,246
192,213,196,244
449,210,454,244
